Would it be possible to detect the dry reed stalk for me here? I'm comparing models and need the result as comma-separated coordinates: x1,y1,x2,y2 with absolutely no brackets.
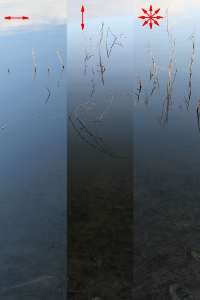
145,43,161,91
136,69,142,89
159,8,178,128
197,100,200,114
83,30,89,59
106,26,122,58
56,49,64,68
90,38,95,56
183,27,195,111
32,48,36,72
166,8,177,71
98,21,104,51
189,27,195,76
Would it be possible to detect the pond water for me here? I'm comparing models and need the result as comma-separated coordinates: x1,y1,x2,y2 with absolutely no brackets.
134,2,200,299
0,1,67,299
2,1,200,299
67,2,133,299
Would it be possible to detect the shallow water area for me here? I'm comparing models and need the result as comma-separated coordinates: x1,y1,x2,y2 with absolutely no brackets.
67,2,133,298
134,2,200,299
0,1,67,299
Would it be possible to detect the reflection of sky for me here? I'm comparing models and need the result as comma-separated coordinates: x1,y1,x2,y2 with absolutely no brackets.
0,8,67,293
2,1,200,35
67,0,131,22
67,16,132,110
134,1,199,31
67,15,133,159
134,3,200,164
134,1,199,77
0,0,67,35
0,0,131,35
0,26,66,183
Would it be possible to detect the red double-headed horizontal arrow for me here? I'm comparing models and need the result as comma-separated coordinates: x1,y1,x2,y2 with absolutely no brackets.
4,16,29,20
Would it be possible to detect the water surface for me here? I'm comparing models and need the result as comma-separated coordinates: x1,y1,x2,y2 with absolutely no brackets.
134,3,200,299
0,1,67,299
67,4,133,299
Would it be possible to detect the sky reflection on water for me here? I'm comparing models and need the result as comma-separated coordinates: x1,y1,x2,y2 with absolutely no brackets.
0,2,67,298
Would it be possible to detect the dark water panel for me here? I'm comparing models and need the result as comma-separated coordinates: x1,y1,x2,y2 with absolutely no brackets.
134,6,200,299
67,13,133,299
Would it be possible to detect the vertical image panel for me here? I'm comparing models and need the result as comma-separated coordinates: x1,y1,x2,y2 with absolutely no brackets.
0,1,67,299
134,0,200,298
67,1,133,298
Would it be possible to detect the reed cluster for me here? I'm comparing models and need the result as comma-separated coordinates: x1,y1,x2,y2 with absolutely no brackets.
183,27,195,111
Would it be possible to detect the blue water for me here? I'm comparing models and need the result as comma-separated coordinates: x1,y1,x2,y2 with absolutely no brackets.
134,6,200,298
0,21,67,298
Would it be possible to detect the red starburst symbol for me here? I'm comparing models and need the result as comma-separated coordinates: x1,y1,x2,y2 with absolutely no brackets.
138,5,163,29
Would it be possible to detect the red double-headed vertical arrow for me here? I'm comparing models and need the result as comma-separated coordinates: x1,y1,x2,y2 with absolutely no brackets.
81,5,84,30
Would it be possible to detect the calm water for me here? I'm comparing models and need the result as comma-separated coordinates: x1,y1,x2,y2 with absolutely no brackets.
67,17,133,161
2,1,200,299
67,5,133,299
0,1,67,299
134,3,200,299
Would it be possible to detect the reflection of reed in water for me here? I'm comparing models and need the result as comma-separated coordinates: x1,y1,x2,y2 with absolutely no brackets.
135,69,142,101
44,83,51,104
145,43,161,104
69,93,133,158
57,68,64,88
